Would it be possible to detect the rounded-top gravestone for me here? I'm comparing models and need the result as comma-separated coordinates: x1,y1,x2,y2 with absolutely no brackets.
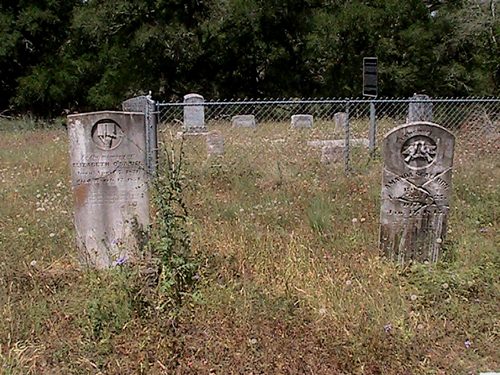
380,121,455,263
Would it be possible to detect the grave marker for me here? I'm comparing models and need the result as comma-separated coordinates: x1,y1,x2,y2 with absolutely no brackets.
67,111,149,269
334,112,347,133
380,122,455,263
232,115,256,128
291,114,313,128
408,94,433,122
183,93,206,132
206,131,224,156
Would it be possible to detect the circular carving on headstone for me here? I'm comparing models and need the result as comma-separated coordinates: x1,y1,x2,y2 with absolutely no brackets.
401,135,437,168
91,119,124,150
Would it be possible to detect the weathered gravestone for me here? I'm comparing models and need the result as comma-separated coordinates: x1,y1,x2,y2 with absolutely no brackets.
183,93,206,132
380,122,455,263
67,111,150,269
206,131,224,156
291,114,313,128
232,115,256,128
122,95,157,174
334,112,348,133
408,94,433,122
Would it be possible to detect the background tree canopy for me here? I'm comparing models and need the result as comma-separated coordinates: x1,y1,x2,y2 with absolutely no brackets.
0,0,498,116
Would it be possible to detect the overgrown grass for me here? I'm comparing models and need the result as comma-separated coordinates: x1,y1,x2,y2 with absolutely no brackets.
0,121,498,374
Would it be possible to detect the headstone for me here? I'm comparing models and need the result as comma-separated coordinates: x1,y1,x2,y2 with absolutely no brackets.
291,114,313,128
380,122,455,263
122,95,158,174
67,111,150,269
183,93,206,132
206,131,224,156
232,115,256,128
408,94,433,122
334,112,348,133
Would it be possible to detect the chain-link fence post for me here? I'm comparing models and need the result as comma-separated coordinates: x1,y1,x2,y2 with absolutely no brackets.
369,101,377,156
344,100,351,174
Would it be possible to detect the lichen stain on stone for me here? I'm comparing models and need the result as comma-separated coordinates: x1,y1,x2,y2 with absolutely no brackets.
74,184,89,209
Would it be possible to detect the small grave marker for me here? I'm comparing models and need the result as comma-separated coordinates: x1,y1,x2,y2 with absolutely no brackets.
291,114,313,128
67,111,149,269
206,131,224,156
380,122,455,263
334,112,347,133
232,115,256,128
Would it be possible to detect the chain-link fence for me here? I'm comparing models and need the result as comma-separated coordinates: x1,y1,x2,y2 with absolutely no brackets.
155,96,499,172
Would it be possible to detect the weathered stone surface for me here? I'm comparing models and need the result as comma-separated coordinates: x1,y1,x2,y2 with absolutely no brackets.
408,94,433,122
122,95,149,112
122,95,158,174
232,115,256,128
291,114,313,128
380,122,455,263
334,112,348,132
307,138,369,148
67,111,149,269
183,93,206,132
206,131,224,156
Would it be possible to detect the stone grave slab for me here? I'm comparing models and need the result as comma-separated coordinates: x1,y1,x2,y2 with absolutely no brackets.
67,111,149,269
206,131,224,156
232,115,256,128
291,114,313,128
380,121,455,263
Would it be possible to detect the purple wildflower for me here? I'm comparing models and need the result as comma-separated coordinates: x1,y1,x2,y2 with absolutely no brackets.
384,323,392,333
115,256,127,266
464,339,472,349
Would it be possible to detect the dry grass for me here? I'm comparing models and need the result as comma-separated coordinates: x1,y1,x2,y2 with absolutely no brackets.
0,120,498,374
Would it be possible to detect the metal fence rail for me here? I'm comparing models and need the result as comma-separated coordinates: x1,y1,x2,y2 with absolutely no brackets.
153,96,499,172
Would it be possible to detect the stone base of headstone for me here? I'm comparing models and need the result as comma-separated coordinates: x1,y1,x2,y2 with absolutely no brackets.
380,122,455,264
176,130,209,139
291,114,313,128
67,111,150,269
232,115,256,128
307,138,369,149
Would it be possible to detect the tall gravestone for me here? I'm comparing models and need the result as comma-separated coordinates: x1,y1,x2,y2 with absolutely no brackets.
334,112,347,133
67,111,150,269
408,94,433,122
122,95,157,174
183,93,206,132
380,122,455,263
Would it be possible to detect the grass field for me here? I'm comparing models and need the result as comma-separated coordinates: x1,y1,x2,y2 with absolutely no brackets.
0,119,498,374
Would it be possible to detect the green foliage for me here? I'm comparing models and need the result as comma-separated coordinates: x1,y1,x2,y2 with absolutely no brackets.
149,135,198,310
0,0,498,117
